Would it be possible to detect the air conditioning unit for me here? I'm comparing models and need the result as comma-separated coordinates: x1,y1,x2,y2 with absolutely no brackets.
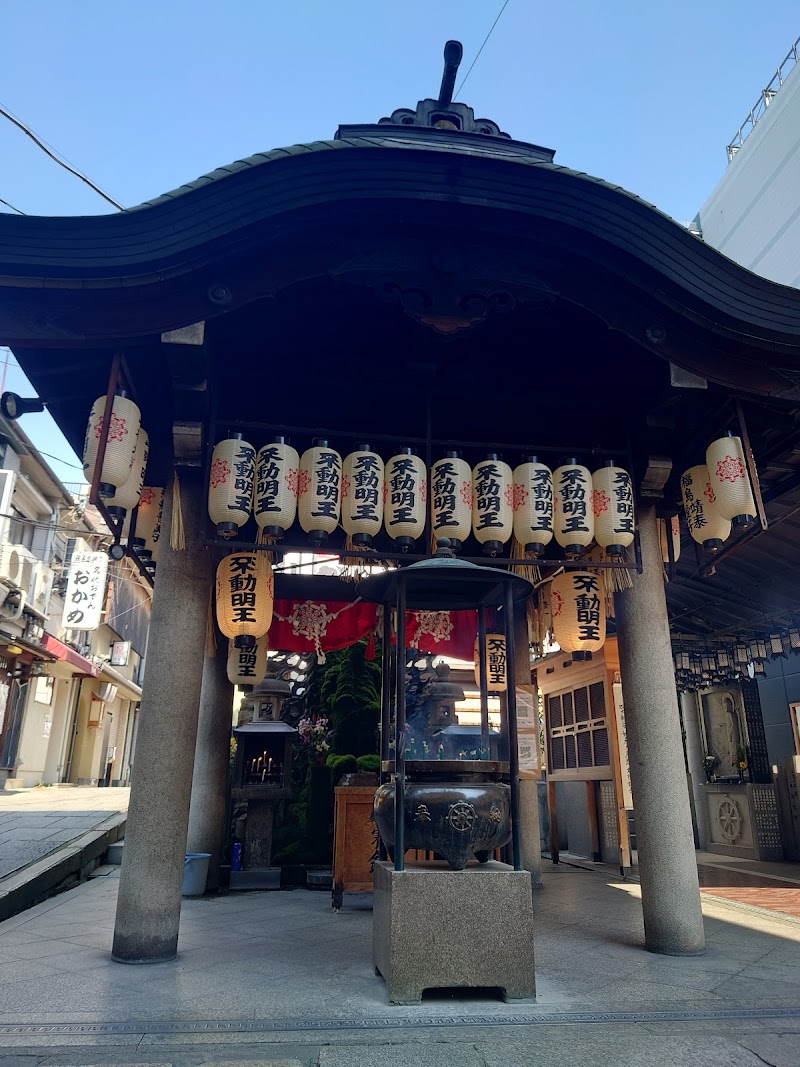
97,682,118,704
0,544,36,592
30,563,54,618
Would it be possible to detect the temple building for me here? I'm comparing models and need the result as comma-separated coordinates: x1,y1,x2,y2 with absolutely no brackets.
1,41,799,994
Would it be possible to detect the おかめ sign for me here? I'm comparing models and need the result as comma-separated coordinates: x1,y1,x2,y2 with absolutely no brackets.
62,551,109,631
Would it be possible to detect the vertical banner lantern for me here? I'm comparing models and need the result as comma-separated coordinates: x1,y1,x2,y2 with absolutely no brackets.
384,448,427,549
680,465,731,552
216,553,274,648
431,453,472,550
83,392,141,498
208,434,255,538
342,445,384,546
553,461,594,556
550,571,605,660
62,551,109,631
298,440,342,545
659,515,681,564
473,633,507,692
706,435,757,527
134,486,163,560
513,457,553,556
227,636,268,686
254,438,299,539
106,428,149,521
472,454,513,555
592,463,635,558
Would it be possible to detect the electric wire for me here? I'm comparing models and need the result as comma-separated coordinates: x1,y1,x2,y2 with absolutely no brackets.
455,0,512,98
0,101,124,211
0,196,25,215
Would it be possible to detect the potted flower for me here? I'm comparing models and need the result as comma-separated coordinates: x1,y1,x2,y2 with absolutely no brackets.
702,753,718,783
732,746,748,784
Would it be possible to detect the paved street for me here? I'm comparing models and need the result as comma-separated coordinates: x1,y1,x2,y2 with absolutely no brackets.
0,786,129,879
0,863,799,1065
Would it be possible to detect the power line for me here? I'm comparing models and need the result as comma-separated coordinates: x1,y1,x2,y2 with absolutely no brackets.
0,196,25,215
455,0,512,98
0,100,124,211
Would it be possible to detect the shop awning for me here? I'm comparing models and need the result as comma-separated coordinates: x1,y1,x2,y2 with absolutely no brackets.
39,633,97,674
98,661,142,702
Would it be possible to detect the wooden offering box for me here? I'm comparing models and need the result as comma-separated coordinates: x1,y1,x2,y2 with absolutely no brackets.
332,785,379,910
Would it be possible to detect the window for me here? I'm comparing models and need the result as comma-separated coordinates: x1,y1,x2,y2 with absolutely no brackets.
547,680,610,778
7,508,33,549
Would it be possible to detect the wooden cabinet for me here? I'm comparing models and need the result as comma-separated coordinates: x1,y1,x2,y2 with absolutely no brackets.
332,785,378,909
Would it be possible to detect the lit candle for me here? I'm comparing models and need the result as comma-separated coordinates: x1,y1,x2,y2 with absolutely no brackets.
261,768,266,782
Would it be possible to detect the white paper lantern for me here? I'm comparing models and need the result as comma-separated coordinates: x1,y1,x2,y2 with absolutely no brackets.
472,455,513,555
384,449,427,548
106,429,149,521
473,632,507,692
551,571,605,660
254,438,299,539
133,486,163,561
227,637,268,687
208,435,255,538
216,552,274,648
553,462,594,555
513,458,553,556
680,465,731,552
298,441,342,545
431,453,472,550
592,464,635,557
706,435,757,527
659,515,681,564
342,446,384,545
83,392,141,498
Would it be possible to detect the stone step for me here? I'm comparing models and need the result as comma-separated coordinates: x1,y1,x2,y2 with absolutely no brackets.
105,839,124,865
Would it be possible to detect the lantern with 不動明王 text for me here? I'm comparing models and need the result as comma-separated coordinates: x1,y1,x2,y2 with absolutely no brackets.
227,637,268,686
472,455,513,556
513,457,553,557
680,465,731,553
133,486,163,562
431,453,472,551
473,632,507,692
106,428,149,522
208,434,255,539
216,553,274,649
550,571,606,660
384,449,426,549
553,461,594,557
659,515,681,564
706,434,757,528
298,441,342,545
82,391,141,499
342,445,384,546
592,463,635,558
254,438,299,540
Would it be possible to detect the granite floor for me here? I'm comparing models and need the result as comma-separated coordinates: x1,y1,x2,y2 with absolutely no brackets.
0,861,799,1065
0,787,129,878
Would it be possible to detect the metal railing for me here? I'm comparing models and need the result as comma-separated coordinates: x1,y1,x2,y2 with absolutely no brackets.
727,36,800,162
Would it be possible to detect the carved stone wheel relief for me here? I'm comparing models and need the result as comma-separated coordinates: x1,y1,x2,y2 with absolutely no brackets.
716,797,743,843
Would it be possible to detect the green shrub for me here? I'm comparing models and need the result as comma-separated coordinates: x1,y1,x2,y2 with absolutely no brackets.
356,754,380,773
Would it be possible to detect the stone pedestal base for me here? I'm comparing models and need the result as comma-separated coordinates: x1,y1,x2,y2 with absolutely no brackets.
705,782,783,861
229,868,281,890
372,860,535,1005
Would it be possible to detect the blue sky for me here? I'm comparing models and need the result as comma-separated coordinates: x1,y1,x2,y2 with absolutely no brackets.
1,1,798,478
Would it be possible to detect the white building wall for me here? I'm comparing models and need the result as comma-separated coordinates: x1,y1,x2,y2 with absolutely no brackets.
695,56,800,287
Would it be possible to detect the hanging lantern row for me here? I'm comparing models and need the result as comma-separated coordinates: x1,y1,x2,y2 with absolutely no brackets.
673,624,800,691
680,434,758,554
207,437,636,559
82,393,161,572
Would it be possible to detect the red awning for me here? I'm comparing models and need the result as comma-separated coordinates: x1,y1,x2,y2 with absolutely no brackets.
41,634,99,677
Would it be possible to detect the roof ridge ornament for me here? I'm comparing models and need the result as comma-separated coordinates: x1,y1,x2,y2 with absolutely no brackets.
378,40,511,139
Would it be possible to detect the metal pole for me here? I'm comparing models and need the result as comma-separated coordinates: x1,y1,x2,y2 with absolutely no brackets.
477,606,490,754
504,583,522,871
380,606,392,773
394,576,407,871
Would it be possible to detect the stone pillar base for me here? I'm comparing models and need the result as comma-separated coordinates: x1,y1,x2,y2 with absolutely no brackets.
229,868,281,891
373,860,536,1005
